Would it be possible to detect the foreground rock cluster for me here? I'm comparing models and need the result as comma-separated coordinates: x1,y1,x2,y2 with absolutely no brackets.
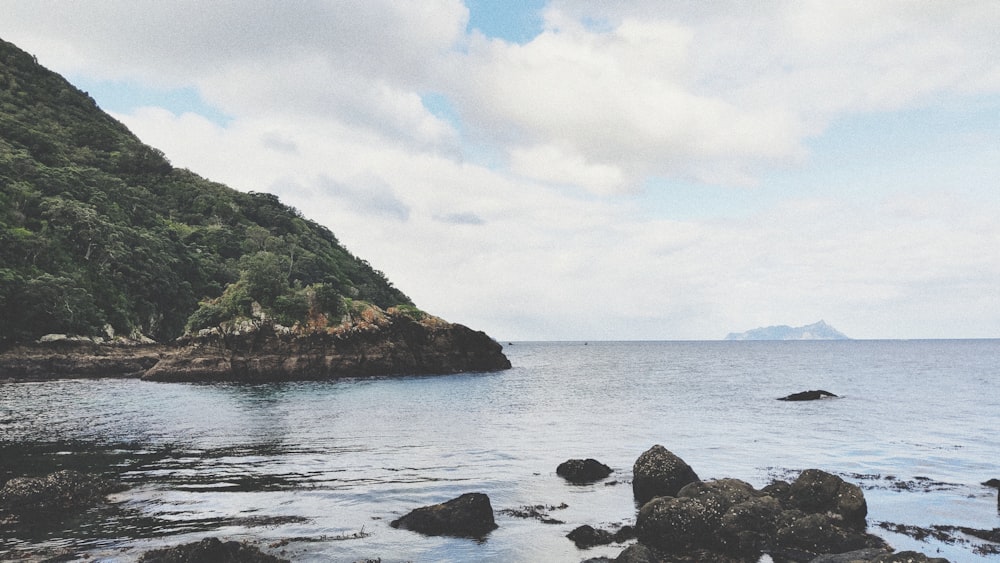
0,312,511,382
386,445,950,562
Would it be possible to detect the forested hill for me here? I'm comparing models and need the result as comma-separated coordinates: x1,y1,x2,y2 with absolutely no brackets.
0,38,413,345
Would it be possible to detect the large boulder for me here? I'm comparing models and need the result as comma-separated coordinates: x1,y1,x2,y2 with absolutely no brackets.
632,445,700,504
390,492,498,538
781,469,868,529
0,470,122,517
138,537,289,563
557,458,613,484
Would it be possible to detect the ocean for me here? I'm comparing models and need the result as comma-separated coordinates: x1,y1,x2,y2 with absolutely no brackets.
1,340,998,561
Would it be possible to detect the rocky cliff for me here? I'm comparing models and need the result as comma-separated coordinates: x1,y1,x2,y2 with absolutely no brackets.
0,312,511,383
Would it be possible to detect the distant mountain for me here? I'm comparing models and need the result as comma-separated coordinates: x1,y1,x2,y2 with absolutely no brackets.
724,320,849,341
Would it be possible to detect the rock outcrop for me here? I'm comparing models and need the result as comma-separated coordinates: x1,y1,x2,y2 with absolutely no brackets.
556,458,613,484
624,447,898,562
390,492,498,538
0,340,165,380
0,312,511,382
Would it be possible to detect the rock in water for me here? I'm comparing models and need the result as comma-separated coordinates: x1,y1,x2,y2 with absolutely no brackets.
556,458,613,484
138,537,289,563
777,390,838,401
0,470,122,517
632,445,700,504
781,468,868,529
390,492,498,538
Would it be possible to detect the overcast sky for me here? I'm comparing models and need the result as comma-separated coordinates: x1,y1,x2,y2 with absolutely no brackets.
2,1,999,340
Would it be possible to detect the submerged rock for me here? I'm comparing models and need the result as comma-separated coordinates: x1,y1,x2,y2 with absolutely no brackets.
632,445,700,504
556,458,613,484
390,492,498,538
778,390,838,401
137,537,289,563
0,469,122,517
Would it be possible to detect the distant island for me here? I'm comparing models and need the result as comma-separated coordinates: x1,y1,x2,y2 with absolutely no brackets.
724,320,849,341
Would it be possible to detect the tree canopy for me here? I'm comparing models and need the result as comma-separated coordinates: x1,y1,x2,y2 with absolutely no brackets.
0,38,412,345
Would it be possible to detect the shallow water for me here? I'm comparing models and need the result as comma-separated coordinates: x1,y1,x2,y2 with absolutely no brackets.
1,340,998,561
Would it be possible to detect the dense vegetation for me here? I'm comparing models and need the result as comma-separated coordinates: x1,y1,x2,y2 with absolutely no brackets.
0,38,412,345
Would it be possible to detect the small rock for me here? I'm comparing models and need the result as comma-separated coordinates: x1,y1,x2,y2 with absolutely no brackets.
556,458,613,484
782,469,867,529
390,492,497,538
778,390,838,401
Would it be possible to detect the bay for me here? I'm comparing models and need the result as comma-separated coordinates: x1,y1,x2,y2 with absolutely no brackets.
1,340,998,561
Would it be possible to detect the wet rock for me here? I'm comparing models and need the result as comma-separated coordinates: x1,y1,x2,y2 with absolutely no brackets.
717,495,784,555
0,470,122,517
566,524,635,548
632,445,700,504
782,469,868,529
557,458,613,484
498,502,567,524
613,543,659,563
137,537,289,563
778,390,838,401
390,492,498,538
775,512,887,555
870,551,951,563
808,548,893,562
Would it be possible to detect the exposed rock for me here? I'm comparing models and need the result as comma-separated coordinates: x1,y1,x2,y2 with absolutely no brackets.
613,543,659,563
632,445,700,504
778,390,839,401
137,537,289,563
390,492,498,538
566,524,635,548
820,549,953,563
781,469,868,529
557,458,613,484
0,470,123,518
631,448,891,562
0,340,165,380
0,313,510,382
144,315,511,382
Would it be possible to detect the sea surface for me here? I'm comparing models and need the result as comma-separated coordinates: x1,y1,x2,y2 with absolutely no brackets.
1,340,999,562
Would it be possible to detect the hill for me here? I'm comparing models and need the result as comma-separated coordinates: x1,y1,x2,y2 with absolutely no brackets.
724,320,849,341
0,38,414,346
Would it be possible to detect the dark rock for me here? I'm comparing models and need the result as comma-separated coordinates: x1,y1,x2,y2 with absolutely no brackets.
983,478,1000,488
636,495,717,553
632,445,700,504
0,470,122,516
775,512,887,555
390,492,498,538
137,537,289,563
557,458,613,484
568,525,615,548
808,548,893,563
566,524,635,548
0,341,164,380
782,469,867,529
778,390,839,401
498,502,567,524
144,315,510,382
871,551,951,563
717,495,784,555
613,543,659,563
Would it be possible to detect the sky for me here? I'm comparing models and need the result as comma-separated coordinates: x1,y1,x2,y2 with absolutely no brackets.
1,1,998,341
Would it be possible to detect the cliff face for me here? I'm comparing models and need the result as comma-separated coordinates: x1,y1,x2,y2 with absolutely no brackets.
0,313,511,383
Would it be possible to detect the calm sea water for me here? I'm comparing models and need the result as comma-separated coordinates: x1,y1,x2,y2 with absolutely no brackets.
1,340,998,562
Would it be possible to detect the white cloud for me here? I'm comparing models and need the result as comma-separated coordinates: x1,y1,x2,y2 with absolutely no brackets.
2,1,1000,339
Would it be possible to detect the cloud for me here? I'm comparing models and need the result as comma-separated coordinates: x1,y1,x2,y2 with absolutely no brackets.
3,2,999,339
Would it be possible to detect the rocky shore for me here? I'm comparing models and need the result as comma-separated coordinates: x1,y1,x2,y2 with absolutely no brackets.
3,446,995,561
0,312,511,383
